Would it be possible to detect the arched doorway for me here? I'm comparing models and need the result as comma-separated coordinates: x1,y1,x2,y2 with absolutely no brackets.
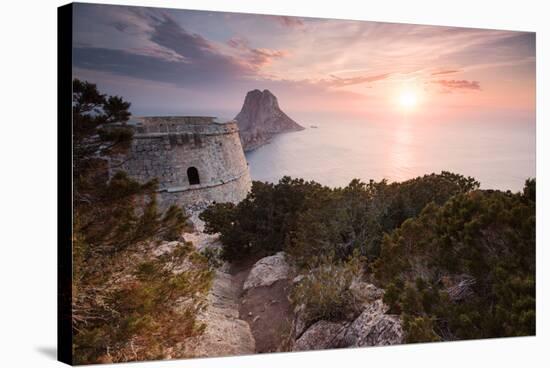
187,167,200,185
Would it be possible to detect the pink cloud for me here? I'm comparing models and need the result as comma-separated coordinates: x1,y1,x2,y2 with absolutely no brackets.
227,37,249,49
432,79,481,91
248,48,287,67
227,37,288,69
431,69,460,76
323,73,391,87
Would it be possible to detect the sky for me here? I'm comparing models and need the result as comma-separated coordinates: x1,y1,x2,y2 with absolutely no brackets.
72,3,536,124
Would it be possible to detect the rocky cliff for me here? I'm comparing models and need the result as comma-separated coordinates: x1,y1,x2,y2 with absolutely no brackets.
234,89,304,151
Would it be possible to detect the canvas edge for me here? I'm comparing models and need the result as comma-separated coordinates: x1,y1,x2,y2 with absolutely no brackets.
58,2,74,366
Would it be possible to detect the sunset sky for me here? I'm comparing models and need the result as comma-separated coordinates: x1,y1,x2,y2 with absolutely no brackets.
73,3,536,123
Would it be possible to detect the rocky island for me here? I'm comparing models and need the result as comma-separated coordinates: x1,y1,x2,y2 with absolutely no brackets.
235,89,304,151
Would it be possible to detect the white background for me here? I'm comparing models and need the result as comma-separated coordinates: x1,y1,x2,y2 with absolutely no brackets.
0,0,548,366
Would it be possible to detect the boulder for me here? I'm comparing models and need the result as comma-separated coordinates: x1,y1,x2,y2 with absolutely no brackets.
349,280,384,306
293,321,347,351
292,303,308,338
243,252,291,291
338,300,403,347
292,299,403,351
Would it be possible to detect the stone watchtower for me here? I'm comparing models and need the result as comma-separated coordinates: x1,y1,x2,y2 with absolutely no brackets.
113,116,252,209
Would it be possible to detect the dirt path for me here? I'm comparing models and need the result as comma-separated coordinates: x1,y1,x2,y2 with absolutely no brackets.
230,257,294,353
239,278,294,353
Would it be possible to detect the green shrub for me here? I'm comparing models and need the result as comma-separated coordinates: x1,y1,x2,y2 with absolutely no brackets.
201,172,478,266
200,247,224,269
290,254,363,326
73,242,213,364
373,180,536,342
403,315,441,343
72,79,212,363
200,177,331,260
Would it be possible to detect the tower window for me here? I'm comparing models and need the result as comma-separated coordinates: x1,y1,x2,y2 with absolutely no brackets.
187,167,200,185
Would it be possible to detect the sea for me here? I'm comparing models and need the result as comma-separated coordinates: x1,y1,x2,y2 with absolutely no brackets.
244,118,535,192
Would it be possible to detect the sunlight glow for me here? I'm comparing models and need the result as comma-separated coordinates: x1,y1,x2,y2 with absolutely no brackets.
399,90,418,109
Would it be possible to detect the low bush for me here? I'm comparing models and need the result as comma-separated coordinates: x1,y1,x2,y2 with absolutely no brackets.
201,172,478,266
73,240,213,364
200,246,224,269
374,180,536,342
290,254,363,327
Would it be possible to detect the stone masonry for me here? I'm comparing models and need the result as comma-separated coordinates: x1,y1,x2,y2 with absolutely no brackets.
110,116,252,209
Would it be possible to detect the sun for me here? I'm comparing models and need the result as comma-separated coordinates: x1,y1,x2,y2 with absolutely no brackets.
398,90,418,109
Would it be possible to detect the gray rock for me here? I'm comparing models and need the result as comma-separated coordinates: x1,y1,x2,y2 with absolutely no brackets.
243,252,291,291
292,274,305,284
182,265,255,357
292,299,403,351
293,303,308,338
349,280,384,306
338,300,403,347
235,89,304,151
293,321,347,351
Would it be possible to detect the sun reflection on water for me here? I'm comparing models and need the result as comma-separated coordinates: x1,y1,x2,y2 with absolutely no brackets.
387,120,415,181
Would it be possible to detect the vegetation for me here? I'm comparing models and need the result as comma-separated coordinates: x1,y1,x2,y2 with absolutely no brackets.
375,181,535,342
72,79,212,364
200,177,331,262
201,173,535,342
291,254,363,327
201,172,479,266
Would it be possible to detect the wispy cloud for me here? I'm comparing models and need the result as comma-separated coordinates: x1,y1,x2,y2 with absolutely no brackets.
227,37,288,69
323,73,391,87
248,48,288,68
431,69,460,76
432,79,481,91
72,3,535,116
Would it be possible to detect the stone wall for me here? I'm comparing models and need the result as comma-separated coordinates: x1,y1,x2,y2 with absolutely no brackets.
111,117,252,209
158,173,251,210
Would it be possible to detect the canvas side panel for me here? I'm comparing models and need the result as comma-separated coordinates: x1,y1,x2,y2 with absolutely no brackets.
58,3,73,366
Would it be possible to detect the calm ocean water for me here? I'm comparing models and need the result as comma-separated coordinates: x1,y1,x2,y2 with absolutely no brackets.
245,119,535,192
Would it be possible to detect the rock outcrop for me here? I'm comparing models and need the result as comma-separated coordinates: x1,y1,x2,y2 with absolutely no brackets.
182,213,255,357
243,252,291,291
292,285,403,352
183,263,256,357
293,321,347,351
337,299,403,348
349,280,385,305
234,89,304,151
